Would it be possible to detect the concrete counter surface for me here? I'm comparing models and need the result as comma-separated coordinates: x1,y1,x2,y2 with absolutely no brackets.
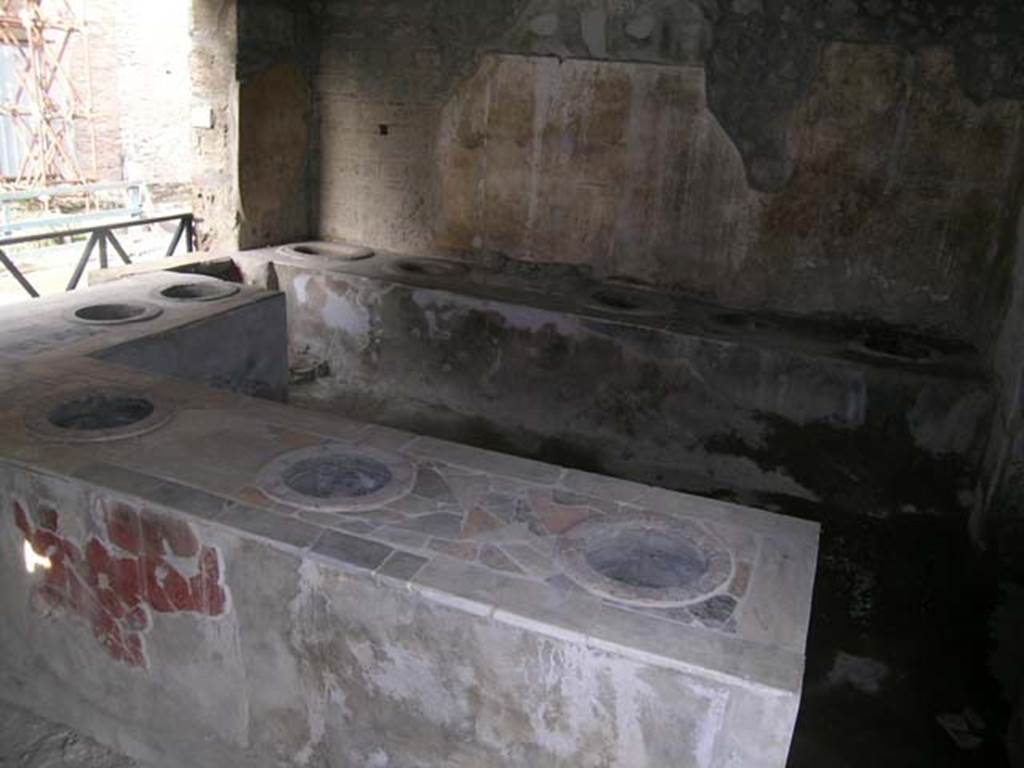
0,274,817,767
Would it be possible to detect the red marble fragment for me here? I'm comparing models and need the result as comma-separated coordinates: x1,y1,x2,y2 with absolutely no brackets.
161,566,196,611
198,547,226,615
13,502,31,537
112,557,142,607
160,516,199,558
188,573,206,614
106,504,141,554
14,498,227,668
206,583,226,616
44,554,70,594
142,557,173,613
66,573,87,613
37,507,58,532
91,608,125,656
140,516,165,556
97,586,125,619
124,604,149,631
86,539,114,586
58,538,80,562
31,529,60,558
122,633,145,667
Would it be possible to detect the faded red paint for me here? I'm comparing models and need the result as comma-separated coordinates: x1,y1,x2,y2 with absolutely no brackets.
13,500,227,669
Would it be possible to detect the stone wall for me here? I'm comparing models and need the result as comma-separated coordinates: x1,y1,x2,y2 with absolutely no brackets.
235,0,316,249
190,0,315,253
190,0,239,253
314,0,1024,345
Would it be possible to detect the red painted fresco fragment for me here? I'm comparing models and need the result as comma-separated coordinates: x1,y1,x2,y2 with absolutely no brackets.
12,498,229,669
106,504,141,554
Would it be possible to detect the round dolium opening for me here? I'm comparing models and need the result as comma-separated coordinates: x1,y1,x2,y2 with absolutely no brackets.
74,303,147,322
282,455,394,499
160,282,235,300
584,529,708,590
48,394,155,431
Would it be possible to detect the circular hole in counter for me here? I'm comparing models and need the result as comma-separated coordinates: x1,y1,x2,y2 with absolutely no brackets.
558,514,732,607
277,242,375,262
159,282,240,302
585,529,708,590
283,454,393,499
588,288,674,317
71,302,162,325
390,258,469,277
49,394,155,431
26,388,175,443
256,441,416,513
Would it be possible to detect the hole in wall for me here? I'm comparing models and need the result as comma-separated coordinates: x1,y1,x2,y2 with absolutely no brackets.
378,124,389,136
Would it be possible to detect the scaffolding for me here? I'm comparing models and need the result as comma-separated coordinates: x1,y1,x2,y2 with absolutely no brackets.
0,0,95,188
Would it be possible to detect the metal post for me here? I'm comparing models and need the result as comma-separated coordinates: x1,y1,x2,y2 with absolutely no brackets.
65,231,99,291
106,229,132,265
0,248,39,298
165,216,186,257
185,215,194,253
98,229,108,269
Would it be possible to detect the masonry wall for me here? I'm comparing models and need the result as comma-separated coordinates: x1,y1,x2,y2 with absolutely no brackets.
190,0,315,253
314,0,1024,346
190,0,239,253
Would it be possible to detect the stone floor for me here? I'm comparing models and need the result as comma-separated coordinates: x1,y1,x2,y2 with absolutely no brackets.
764,498,1014,767
0,700,141,768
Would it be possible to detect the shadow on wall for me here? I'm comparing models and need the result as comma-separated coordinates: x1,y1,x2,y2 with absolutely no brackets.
238,59,311,248
319,40,1019,344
